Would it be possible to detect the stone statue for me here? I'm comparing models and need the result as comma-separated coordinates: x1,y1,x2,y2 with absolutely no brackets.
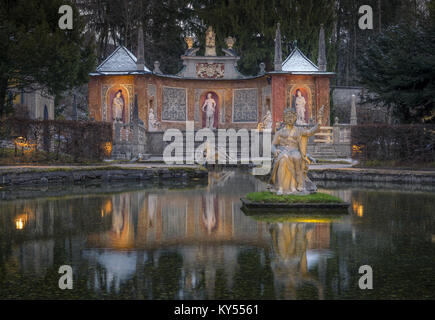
225,36,236,49
112,90,125,123
184,36,200,56
148,107,161,132
205,26,217,56
294,89,307,125
258,110,273,131
270,106,324,195
202,93,217,129
185,36,194,49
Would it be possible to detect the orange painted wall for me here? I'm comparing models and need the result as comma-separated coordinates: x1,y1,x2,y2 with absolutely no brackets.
88,73,331,130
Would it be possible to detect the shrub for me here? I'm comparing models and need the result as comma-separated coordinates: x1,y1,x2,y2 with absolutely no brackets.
0,118,112,163
351,125,435,165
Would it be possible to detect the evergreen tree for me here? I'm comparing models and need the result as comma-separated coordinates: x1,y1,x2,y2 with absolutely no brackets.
357,22,435,123
0,0,96,118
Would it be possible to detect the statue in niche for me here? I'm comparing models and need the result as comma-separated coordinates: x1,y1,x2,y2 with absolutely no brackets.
112,90,125,123
202,93,217,129
205,26,217,56
148,107,161,132
270,107,324,195
294,89,307,125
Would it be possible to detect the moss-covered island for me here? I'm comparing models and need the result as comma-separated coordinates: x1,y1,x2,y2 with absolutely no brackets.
241,192,350,214
246,192,344,204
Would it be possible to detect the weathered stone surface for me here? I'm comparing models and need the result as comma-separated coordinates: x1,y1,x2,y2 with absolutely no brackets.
309,168,435,186
162,87,187,122
233,89,258,123
0,167,207,187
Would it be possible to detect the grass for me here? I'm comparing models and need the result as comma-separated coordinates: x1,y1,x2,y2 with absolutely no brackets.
246,192,344,204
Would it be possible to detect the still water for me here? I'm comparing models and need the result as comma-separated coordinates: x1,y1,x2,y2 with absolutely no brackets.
0,171,434,300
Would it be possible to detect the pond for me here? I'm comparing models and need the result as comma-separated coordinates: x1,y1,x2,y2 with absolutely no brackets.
0,171,434,300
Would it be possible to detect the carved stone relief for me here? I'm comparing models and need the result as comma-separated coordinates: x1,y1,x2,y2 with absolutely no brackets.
162,87,187,122
232,89,258,123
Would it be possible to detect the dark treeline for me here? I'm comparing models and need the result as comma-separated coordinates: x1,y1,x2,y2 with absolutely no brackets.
1,1,433,122
75,0,434,123
74,0,430,82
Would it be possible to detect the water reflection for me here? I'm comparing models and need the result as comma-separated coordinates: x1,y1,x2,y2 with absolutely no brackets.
0,171,434,299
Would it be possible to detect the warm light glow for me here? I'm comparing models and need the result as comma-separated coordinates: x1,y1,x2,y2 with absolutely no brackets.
16,219,24,230
353,201,364,217
15,214,28,230
104,200,112,213
103,142,113,157
352,145,364,156
357,205,364,217
14,137,36,151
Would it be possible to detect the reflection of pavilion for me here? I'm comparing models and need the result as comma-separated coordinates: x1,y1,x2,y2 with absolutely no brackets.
86,188,269,250
0,173,338,298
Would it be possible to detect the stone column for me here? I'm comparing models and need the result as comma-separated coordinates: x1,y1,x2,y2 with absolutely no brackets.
274,23,282,72
318,24,327,72
350,94,358,125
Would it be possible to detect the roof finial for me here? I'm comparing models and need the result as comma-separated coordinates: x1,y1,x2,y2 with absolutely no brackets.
274,23,282,71
318,24,327,72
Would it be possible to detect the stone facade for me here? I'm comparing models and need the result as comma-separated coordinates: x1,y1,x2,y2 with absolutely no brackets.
88,26,334,159
11,88,55,120
88,73,332,132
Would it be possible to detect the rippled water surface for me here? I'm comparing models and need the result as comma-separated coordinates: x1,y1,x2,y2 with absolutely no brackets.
0,171,434,300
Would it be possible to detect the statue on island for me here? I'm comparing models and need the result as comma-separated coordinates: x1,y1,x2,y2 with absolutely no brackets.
270,106,324,195
205,26,217,56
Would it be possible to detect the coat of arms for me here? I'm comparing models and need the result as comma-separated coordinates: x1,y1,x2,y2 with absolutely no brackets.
196,63,225,79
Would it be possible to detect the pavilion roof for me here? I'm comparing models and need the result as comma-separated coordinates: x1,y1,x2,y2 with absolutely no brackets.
282,47,319,73
95,46,151,74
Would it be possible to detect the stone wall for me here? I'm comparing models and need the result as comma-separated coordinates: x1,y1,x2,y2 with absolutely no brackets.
0,167,208,187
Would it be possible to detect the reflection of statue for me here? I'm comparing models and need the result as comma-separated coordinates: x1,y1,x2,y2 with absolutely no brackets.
205,26,217,56
269,223,324,300
258,110,273,131
112,90,125,122
270,107,323,195
202,195,218,234
294,90,307,125
148,107,161,132
202,93,217,129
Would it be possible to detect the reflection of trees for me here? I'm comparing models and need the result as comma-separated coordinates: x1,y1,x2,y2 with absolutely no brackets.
269,223,324,300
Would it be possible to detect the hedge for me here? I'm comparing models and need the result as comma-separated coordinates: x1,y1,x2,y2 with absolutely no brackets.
351,124,434,164
0,118,112,162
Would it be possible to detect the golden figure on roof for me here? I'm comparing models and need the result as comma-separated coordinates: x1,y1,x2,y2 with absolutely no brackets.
205,26,217,56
